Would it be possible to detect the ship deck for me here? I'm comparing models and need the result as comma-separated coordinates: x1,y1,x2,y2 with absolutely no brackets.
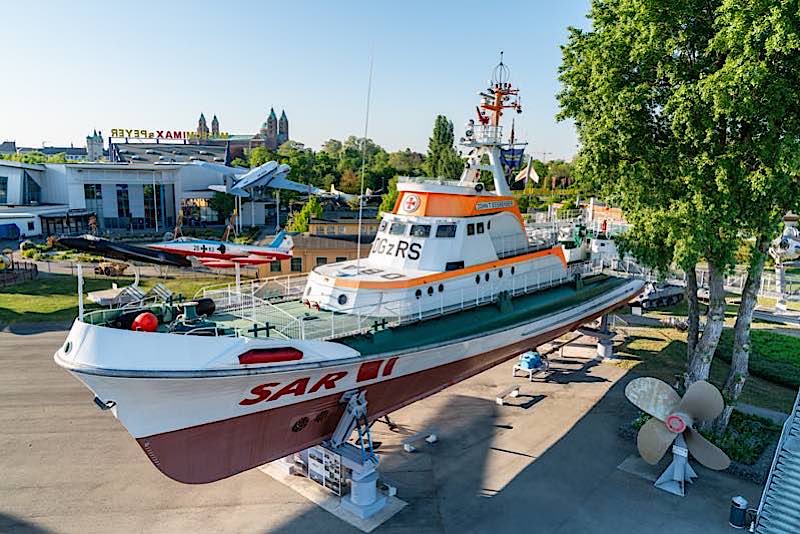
202,273,638,357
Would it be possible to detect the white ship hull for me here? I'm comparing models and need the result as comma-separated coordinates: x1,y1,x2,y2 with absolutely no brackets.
55,277,643,483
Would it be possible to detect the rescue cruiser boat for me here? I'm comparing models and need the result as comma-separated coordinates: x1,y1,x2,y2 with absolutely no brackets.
55,60,644,484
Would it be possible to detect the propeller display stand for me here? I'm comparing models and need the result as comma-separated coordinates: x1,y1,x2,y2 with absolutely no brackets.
654,434,697,496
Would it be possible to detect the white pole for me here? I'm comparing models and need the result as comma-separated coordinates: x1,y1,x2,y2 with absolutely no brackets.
153,175,159,233
275,189,281,232
235,262,241,293
77,264,85,321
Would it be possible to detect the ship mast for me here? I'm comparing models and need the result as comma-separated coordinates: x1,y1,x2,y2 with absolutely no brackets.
459,52,524,196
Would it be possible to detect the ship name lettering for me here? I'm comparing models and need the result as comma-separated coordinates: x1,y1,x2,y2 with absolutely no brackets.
239,371,348,406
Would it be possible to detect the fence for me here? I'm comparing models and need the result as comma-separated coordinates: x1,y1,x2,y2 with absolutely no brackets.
0,260,38,287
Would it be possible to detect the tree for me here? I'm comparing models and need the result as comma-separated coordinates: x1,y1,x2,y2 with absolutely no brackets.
425,115,462,179
248,146,275,168
287,196,323,233
557,0,780,405
388,149,425,176
339,169,360,194
378,177,400,217
230,157,249,168
705,0,800,434
208,192,235,224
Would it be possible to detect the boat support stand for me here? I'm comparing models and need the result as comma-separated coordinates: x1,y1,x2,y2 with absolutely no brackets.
322,390,388,519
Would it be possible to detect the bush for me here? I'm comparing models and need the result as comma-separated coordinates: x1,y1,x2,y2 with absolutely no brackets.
21,248,38,259
716,329,800,388
707,411,781,465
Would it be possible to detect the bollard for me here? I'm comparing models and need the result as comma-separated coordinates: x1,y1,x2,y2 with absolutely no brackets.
729,496,748,529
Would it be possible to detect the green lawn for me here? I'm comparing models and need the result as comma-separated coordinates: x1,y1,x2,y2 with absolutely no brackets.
716,328,800,389
614,326,798,413
0,273,236,325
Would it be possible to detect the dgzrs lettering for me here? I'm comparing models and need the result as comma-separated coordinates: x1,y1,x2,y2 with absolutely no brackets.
372,239,421,260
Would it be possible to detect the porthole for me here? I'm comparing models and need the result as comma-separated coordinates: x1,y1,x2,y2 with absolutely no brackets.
63,341,72,354
427,286,434,296
475,275,480,284
415,289,422,299
338,294,348,305
485,273,490,282
498,270,503,278
511,266,516,275
438,284,444,292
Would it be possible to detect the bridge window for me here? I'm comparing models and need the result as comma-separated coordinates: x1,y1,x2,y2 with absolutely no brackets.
379,220,387,232
446,261,464,271
467,223,475,236
335,256,347,263
436,224,457,238
389,222,407,236
477,222,485,234
410,224,431,238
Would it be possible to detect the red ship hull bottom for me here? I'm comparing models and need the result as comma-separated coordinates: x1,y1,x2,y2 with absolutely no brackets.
136,303,623,484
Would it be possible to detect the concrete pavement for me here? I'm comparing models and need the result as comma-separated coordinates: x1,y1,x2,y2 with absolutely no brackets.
0,331,763,533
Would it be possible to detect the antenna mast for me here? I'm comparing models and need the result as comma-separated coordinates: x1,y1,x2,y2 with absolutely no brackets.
356,53,374,270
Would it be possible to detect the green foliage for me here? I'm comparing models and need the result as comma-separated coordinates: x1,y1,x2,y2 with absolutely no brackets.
716,329,800,389
242,137,424,197
230,157,248,168
208,192,235,223
378,177,400,217
705,411,780,465
248,146,276,168
558,0,800,273
556,197,579,217
233,226,261,244
425,115,462,179
287,196,323,233
1,151,69,164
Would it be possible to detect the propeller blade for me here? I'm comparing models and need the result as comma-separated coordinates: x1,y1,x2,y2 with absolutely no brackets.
685,428,731,470
625,377,681,421
678,381,724,422
637,417,678,465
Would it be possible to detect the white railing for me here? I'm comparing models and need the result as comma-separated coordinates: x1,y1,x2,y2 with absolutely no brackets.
214,284,304,340
470,125,503,144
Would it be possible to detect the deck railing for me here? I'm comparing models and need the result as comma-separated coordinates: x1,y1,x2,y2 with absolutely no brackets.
198,261,600,341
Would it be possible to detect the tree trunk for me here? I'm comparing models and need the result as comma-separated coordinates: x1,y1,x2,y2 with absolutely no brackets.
686,266,700,365
711,235,770,436
685,263,726,385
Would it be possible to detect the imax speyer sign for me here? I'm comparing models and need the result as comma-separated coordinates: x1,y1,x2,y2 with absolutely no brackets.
110,128,230,140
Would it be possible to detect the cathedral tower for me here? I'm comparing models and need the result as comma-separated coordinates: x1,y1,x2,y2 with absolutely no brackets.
211,115,219,137
278,110,289,146
197,113,209,138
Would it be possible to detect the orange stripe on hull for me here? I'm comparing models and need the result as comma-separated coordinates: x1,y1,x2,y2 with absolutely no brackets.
330,246,567,290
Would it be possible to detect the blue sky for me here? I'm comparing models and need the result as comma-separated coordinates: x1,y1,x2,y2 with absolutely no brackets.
1,0,590,160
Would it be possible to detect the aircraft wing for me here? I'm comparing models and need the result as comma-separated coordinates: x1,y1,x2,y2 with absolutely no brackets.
191,161,248,176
